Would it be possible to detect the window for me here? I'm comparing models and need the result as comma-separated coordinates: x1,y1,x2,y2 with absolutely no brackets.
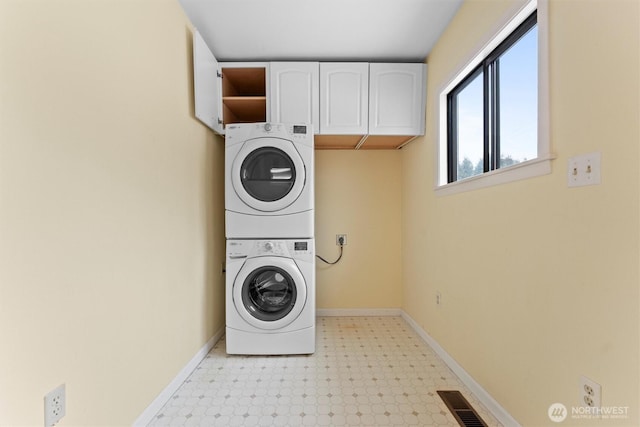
448,12,537,183
437,0,551,194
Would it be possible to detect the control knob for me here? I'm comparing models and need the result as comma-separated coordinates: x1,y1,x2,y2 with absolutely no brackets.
264,242,274,251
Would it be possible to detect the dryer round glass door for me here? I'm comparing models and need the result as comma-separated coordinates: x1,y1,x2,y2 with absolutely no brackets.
231,138,306,212
233,256,307,330
241,147,296,202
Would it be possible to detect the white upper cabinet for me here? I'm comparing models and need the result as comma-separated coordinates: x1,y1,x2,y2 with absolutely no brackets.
193,30,223,134
369,63,426,135
191,29,426,147
193,31,268,135
319,63,369,135
270,62,319,133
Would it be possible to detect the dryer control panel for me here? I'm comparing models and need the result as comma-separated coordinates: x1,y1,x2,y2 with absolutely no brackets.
288,124,312,144
225,122,313,148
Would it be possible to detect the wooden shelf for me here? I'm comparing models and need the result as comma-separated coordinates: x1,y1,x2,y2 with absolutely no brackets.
222,96,266,125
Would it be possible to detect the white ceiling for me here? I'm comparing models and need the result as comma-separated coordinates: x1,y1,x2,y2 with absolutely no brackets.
178,0,464,62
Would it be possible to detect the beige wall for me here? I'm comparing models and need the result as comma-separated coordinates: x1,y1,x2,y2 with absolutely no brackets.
315,150,402,309
402,0,639,425
0,1,225,425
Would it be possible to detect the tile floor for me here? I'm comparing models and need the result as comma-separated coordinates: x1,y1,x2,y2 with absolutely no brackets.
148,316,502,426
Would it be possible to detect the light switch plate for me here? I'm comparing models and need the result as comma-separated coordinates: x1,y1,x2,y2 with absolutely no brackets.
568,152,601,187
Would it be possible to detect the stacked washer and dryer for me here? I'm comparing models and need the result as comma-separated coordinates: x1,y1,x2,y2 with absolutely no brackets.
224,123,315,355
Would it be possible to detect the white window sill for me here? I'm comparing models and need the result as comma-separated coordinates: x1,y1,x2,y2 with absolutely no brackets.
434,154,555,197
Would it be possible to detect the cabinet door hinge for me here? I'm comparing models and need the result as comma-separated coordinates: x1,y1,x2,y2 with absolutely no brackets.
217,70,223,78
217,118,223,125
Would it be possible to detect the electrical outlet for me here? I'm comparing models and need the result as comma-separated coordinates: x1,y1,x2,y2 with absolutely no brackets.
580,376,601,409
336,234,347,246
44,384,66,427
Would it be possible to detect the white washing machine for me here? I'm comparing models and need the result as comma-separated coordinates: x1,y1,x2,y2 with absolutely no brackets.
225,238,315,355
225,122,314,239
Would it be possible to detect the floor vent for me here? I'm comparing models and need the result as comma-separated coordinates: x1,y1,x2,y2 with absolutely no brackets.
437,390,488,427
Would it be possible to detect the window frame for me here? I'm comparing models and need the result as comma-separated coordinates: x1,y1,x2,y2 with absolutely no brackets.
436,0,552,195
446,64,484,183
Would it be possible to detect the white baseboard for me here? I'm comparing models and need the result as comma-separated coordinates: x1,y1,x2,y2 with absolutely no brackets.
400,311,521,427
132,327,224,426
316,308,402,317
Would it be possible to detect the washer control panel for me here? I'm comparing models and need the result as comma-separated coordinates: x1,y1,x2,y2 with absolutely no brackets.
290,240,313,256
226,239,314,260
293,241,309,252
255,240,286,256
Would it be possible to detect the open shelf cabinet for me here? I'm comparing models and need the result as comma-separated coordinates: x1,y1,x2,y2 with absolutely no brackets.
221,67,267,126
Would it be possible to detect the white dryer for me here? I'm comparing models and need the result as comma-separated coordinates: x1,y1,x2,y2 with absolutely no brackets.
225,238,315,355
225,123,314,239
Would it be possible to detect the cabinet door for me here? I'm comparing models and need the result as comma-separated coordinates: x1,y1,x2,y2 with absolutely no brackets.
369,63,426,135
320,63,369,135
270,62,319,133
193,30,223,134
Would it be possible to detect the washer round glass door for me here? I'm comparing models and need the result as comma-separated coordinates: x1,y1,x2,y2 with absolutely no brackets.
233,257,307,330
231,138,306,212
